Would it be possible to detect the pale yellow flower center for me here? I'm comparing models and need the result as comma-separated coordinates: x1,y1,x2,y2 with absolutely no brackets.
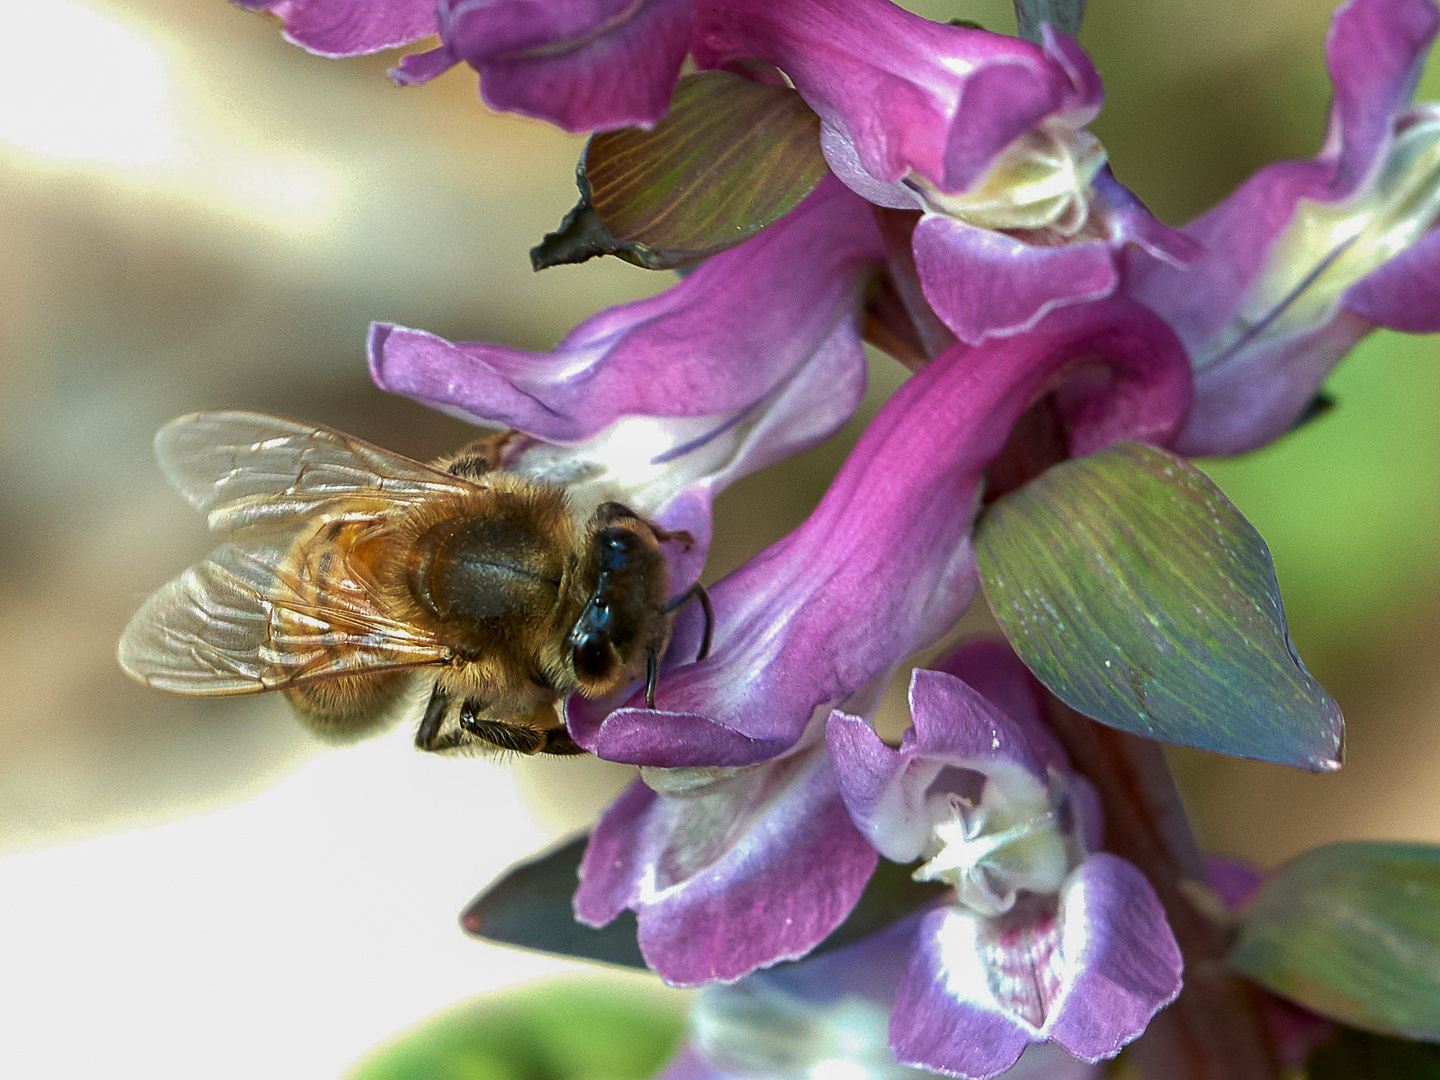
912,773,1072,918
914,121,1108,235
1198,109,1440,369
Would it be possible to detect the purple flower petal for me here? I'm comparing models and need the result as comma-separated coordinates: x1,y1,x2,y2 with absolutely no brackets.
1089,169,1201,268
573,299,1192,767
912,214,1118,345
891,856,1180,1076
1042,855,1183,1061
370,177,880,586
401,0,695,131
1324,0,1438,192
1133,0,1439,345
1205,855,1265,909
695,2,1189,346
930,641,1067,775
890,905,1036,1078
826,711,915,855
236,0,437,56
1174,312,1372,456
573,741,878,985
651,1048,720,1080
391,43,457,83
827,666,1055,867
369,178,876,441
1124,156,1335,358
695,0,1100,195
1341,144,1440,332
906,668,1050,776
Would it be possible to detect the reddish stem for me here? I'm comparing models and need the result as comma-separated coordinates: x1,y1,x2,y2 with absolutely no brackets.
1041,699,1282,1080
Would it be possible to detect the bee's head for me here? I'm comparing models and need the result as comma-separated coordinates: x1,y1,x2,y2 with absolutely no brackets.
567,506,672,697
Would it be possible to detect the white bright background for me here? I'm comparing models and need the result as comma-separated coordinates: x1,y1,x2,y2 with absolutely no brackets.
0,0,656,1074
0,731,630,1079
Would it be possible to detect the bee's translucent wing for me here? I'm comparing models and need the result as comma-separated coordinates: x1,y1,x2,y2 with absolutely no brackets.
156,411,476,534
118,536,449,695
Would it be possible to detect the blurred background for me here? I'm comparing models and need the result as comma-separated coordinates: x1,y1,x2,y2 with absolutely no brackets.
0,0,1437,1076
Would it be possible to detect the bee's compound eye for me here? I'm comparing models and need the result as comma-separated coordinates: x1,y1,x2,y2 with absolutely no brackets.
572,632,615,681
596,527,640,573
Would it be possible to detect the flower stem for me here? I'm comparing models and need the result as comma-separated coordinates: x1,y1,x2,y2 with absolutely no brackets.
1040,699,1283,1080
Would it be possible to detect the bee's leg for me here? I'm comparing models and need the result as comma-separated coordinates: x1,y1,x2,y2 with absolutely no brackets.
539,727,585,756
435,430,520,481
458,703,547,755
414,683,453,753
644,646,660,709
664,583,715,661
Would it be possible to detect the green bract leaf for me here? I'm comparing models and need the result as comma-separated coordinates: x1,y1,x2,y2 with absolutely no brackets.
975,441,1343,769
532,71,827,271
1230,842,1440,1041
462,835,647,970
347,980,685,1080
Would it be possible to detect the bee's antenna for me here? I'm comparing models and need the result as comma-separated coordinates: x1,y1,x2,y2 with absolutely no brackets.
692,585,715,661
645,646,659,709
665,583,715,662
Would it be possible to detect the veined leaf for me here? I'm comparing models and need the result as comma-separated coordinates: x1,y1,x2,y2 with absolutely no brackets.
1231,842,1440,1041
533,71,827,271
975,441,1342,769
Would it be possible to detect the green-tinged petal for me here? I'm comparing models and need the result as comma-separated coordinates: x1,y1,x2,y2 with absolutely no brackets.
975,441,1342,770
1231,842,1440,1041
346,980,685,1080
533,71,827,271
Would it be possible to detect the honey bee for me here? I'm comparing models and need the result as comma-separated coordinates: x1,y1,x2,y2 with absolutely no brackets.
118,412,713,756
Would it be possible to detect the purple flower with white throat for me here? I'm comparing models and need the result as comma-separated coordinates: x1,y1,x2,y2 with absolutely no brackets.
1127,0,1440,455
574,731,880,986
694,0,1195,345
234,0,437,57
393,0,695,132
653,914,1102,1080
567,296,1193,770
369,177,883,591
827,642,1182,1079
564,298,1190,989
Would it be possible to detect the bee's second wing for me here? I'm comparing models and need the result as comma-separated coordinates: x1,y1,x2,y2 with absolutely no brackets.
155,411,477,534
118,539,449,696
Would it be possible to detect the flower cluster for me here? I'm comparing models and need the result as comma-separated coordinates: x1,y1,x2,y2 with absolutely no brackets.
229,0,1440,1076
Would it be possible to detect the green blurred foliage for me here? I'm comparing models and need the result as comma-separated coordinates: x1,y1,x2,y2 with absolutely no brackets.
1203,330,1440,667
1307,1027,1440,1079
347,980,686,1080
